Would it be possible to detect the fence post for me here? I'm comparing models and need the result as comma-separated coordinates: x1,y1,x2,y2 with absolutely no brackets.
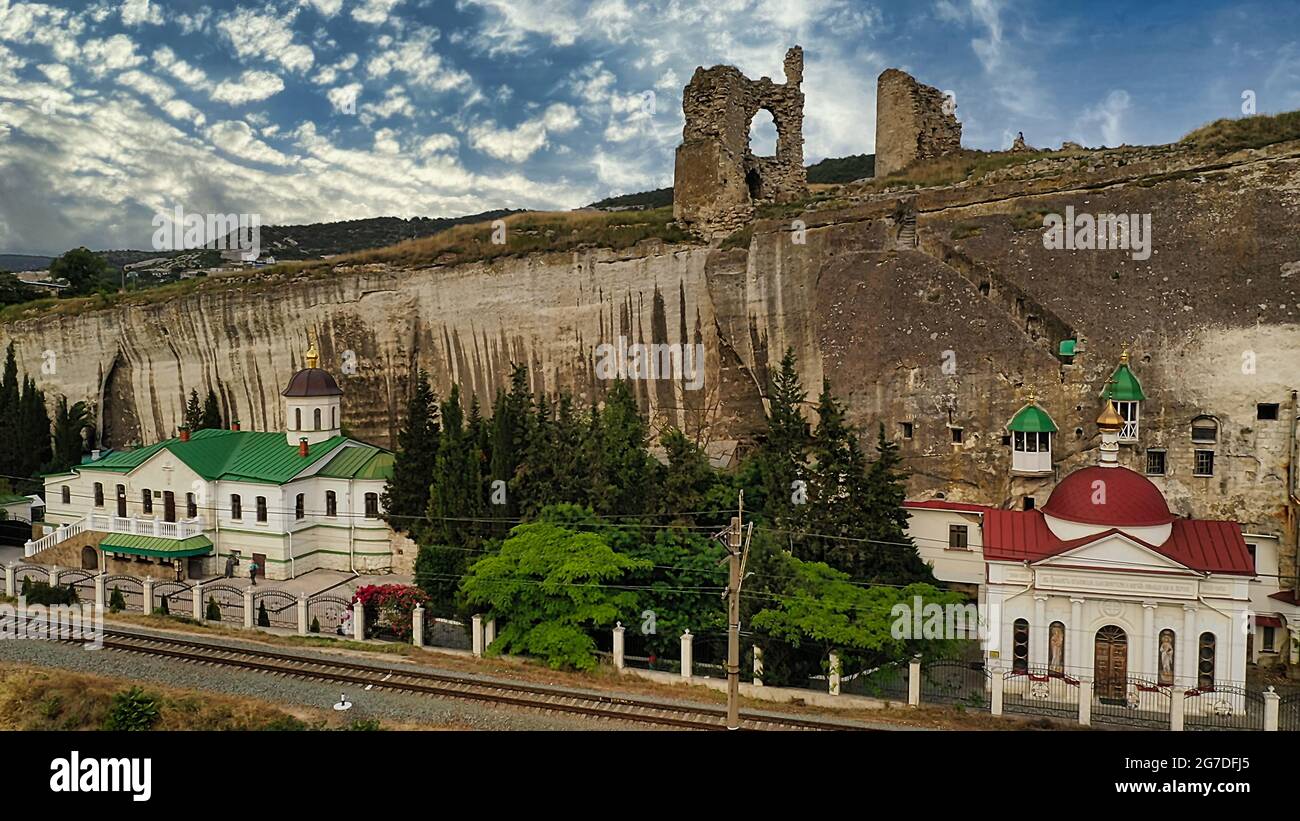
681,629,693,680
1264,686,1280,731
352,599,365,641
412,606,425,648
1078,677,1092,726
908,656,922,706
828,651,841,696
94,574,105,614
991,667,1004,716
612,622,625,670
4,564,14,598
141,577,154,614
752,645,764,686
471,615,484,657
243,587,254,629
192,581,204,621
297,593,308,636
484,618,496,648
49,565,60,588
1170,685,1185,731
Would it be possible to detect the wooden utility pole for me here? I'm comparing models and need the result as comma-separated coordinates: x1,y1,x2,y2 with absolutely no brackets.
724,490,753,730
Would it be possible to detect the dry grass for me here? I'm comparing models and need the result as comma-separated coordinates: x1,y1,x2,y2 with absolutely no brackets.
858,148,1054,191
1181,110,1300,154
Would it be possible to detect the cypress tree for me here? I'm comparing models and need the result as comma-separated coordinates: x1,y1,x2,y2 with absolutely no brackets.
49,397,90,473
593,380,653,517
183,389,202,433
200,388,223,430
382,371,440,532
760,348,809,529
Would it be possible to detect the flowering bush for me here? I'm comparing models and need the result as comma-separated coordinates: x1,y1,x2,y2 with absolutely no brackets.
352,584,429,641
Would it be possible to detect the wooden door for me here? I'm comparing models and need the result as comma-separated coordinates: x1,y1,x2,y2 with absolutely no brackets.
252,553,266,581
1094,625,1128,702
163,491,176,522
116,485,126,518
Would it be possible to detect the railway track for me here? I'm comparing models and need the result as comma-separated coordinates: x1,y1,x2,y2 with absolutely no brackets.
76,626,873,731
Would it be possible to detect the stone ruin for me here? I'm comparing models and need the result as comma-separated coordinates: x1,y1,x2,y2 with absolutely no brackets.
673,46,808,236
874,68,962,177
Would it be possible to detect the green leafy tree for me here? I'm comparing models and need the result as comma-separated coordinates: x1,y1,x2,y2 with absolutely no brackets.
310,616,320,633
0,271,39,306
490,363,534,519
459,513,650,670
0,343,18,480
759,348,809,528
49,247,110,296
590,380,653,517
382,371,440,530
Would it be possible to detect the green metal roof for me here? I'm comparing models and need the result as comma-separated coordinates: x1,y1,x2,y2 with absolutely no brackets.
316,446,394,480
0,493,28,506
1103,363,1145,402
99,533,213,558
76,429,353,485
1008,403,1058,433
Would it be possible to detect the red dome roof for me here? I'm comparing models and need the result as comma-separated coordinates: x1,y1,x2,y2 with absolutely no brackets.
1042,466,1175,527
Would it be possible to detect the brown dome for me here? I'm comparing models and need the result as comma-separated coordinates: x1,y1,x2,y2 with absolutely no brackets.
282,368,342,397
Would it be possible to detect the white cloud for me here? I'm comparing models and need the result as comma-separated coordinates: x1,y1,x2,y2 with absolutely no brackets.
217,7,315,73
360,86,414,121
1075,89,1131,147
211,70,286,105
208,119,294,165
352,0,404,25
311,53,358,85
120,0,164,27
38,63,72,87
365,27,470,91
82,35,146,77
302,0,345,16
418,133,458,155
326,82,362,114
468,103,579,162
175,10,211,34
153,46,210,89
463,0,635,53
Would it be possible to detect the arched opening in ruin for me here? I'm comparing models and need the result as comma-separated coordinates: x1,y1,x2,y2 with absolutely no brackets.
749,109,777,157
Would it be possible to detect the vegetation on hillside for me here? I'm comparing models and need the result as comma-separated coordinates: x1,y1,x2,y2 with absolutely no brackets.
1180,110,1300,153
0,343,90,491
806,153,875,183
858,148,1055,191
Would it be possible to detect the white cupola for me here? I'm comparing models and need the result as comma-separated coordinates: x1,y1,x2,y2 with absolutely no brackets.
282,339,343,446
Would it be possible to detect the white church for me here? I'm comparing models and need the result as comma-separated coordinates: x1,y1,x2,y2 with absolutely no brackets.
33,342,400,580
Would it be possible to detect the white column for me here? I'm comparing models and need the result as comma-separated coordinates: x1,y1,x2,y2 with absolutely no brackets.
94,574,106,614
680,629,693,679
352,600,365,641
4,564,13,598
192,582,204,621
1264,687,1280,731
990,667,1004,716
243,587,254,629
828,651,841,696
1069,598,1084,674
1170,684,1184,731
752,645,763,686
908,656,922,706
612,622,625,670
1181,605,1198,687
297,593,308,636
1031,595,1048,668
49,565,60,588
1141,601,1156,681
471,615,483,656
141,577,154,614
484,618,496,647
412,606,424,648
1078,677,1092,726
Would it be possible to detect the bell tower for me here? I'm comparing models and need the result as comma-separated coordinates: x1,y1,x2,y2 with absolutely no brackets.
282,334,343,446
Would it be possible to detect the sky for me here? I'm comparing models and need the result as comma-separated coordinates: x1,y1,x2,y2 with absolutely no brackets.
0,0,1297,255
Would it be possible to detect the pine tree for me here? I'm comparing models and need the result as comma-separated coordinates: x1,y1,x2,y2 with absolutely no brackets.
552,392,590,508
48,397,90,473
592,380,653,517
759,348,810,529
417,384,483,615
860,424,934,585
515,394,558,518
382,371,440,532
658,427,716,526
16,376,50,485
183,389,202,433
490,363,533,518
798,379,862,571
200,389,223,430
0,343,19,480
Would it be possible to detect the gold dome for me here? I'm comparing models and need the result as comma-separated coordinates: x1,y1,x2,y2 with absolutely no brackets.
1096,398,1124,431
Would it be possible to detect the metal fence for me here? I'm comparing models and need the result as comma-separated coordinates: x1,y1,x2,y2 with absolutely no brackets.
153,580,192,616
307,594,352,635
1091,677,1171,729
1183,685,1265,731
1003,668,1077,718
922,659,991,708
201,583,245,624
103,574,144,613
252,589,299,630
423,617,472,651
840,662,909,700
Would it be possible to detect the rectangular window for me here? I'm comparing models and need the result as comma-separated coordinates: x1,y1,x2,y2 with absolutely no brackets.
142,490,152,514
186,493,197,519
899,421,913,440
1145,449,1166,476
326,491,337,517
1191,425,1217,443
364,493,379,518
1024,497,1036,511
256,496,267,523
1194,450,1215,477
1264,626,1276,652
950,427,963,444
948,524,968,549
1257,403,1280,421
295,493,305,521
231,495,242,520
94,483,104,507
1246,544,1257,573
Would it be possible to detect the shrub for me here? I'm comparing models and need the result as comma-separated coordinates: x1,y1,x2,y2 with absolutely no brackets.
257,601,270,627
102,687,161,731
353,584,429,641
156,595,170,616
205,596,220,622
108,586,125,613
310,616,320,634
20,576,30,598
21,580,77,606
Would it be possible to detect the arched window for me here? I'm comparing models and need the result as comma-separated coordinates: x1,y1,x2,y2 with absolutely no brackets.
295,493,304,520
61,486,70,505
364,492,379,519
256,496,267,523
326,490,337,517
1158,629,1176,686
186,492,197,519
93,483,104,507
116,484,126,517
1198,632,1216,690
294,408,302,431
1012,619,1030,673
1190,415,1218,443
231,494,242,520
1048,621,1066,676
314,408,321,430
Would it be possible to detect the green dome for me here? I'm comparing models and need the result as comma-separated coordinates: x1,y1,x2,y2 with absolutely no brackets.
1008,403,1058,433
1103,363,1145,401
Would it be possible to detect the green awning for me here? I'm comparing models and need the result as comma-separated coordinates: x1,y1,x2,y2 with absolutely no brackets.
1008,403,1058,433
1058,339,1077,356
99,533,213,558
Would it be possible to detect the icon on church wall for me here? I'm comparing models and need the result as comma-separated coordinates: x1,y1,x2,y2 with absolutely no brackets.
1048,621,1065,675
1158,629,1176,687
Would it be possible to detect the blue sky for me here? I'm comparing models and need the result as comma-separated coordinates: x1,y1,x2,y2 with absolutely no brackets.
0,0,1297,254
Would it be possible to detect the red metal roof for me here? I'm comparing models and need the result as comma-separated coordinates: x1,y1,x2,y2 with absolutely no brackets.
903,499,990,513
1042,466,1176,527
983,508,1254,575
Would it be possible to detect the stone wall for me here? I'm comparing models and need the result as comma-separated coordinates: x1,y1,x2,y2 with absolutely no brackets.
874,68,962,177
673,47,808,236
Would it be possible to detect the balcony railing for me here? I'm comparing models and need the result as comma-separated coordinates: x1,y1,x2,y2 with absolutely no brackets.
87,513,205,539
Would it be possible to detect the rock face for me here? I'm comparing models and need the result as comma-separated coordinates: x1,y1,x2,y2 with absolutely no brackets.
673,47,808,236
874,68,963,177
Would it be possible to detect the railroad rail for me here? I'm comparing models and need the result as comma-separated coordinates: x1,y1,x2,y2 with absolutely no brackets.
61,625,875,731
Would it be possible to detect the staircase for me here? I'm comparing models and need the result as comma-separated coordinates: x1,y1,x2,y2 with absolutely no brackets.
895,213,918,250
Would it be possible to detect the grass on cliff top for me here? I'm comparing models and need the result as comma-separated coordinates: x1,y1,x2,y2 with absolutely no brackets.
1181,110,1300,153
858,148,1057,191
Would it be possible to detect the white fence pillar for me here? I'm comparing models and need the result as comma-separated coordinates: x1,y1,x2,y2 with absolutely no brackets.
484,618,496,647
192,582,204,621
828,651,841,696
991,667,1004,716
141,577,154,614
412,606,425,648
908,656,922,706
1078,678,1092,726
94,574,106,614
4,564,14,598
297,593,309,636
1264,686,1280,731
752,645,764,686
352,600,365,641
1170,686,1185,732
680,629,693,679
471,615,484,657
612,622,625,670
243,588,254,629
49,565,60,588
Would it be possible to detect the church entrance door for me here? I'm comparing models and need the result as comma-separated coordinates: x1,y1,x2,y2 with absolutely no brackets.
1094,625,1128,703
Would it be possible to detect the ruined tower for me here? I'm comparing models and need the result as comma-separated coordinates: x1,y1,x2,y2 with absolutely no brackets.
874,68,962,177
673,46,808,236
